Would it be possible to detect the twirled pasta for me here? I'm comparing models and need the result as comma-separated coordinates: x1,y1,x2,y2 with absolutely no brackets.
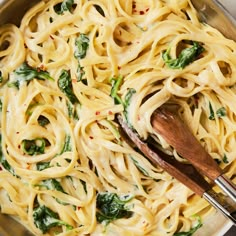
0,0,236,235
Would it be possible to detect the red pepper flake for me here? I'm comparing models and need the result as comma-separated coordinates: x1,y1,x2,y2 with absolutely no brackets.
16,132,19,134
108,111,113,115
140,11,145,15
118,66,121,70
95,111,100,116
77,206,81,210
39,64,46,71
146,8,149,12
18,145,21,149
132,2,136,9
0,166,2,171
89,136,94,139
49,34,54,40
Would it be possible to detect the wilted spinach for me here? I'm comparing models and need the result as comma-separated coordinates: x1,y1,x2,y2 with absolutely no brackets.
42,178,66,193
58,70,79,104
74,34,89,60
162,41,204,69
36,162,51,171
173,216,202,236
60,135,72,154
110,75,124,105
22,138,46,156
8,63,53,89
94,4,105,16
54,0,74,14
33,205,73,234
37,115,50,127
0,135,16,176
96,192,133,225
0,71,3,83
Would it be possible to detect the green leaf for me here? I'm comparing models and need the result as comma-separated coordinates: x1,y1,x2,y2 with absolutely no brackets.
38,115,50,127
174,216,202,236
124,88,136,125
162,41,204,69
208,102,215,120
36,162,51,171
33,205,73,234
223,154,229,164
0,135,16,176
130,156,149,177
60,135,72,154
0,99,2,112
54,0,74,15
8,63,53,89
0,71,3,83
76,63,85,82
110,75,124,105
216,107,227,118
22,138,46,156
58,70,79,104
74,34,89,60
96,192,133,225
42,179,66,193
94,4,105,16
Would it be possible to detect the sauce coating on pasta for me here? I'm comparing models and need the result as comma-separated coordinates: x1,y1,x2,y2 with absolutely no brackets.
0,0,235,235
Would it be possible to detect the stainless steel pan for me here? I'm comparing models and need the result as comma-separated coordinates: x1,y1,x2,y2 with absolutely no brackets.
0,0,236,235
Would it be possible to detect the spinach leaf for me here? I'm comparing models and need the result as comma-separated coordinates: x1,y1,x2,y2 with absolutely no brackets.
209,103,227,120
216,107,227,118
38,115,50,127
208,102,215,120
96,192,133,225
110,75,124,105
22,138,46,156
162,41,204,69
60,135,72,154
8,63,53,89
0,99,2,112
42,179,66,193
130,156,149,177
33,205,73,234
94,5,105,16
174,217,202,236
76,63,85,82
36,162,51,171
74,34,89,60
0,135,16,176
223,154,229,164
110,76,136,126
58,70,79,104
54,0,74,15
0,71,3,83
80,179,87,194
123,88,136,124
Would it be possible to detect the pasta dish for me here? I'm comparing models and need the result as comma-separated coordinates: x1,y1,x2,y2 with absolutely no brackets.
0,0,236,235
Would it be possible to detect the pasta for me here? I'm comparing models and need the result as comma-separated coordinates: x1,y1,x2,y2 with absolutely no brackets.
0,0,236,235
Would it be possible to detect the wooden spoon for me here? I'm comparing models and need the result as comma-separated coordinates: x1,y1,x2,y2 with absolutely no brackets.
151,105,236,202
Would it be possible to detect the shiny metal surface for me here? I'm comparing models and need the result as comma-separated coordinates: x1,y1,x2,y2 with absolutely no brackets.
203,189,236,225
0,0,236,235
216,175,236,204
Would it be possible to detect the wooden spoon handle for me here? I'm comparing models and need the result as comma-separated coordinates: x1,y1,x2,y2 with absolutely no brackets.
151,106,222,181
117,114,210,196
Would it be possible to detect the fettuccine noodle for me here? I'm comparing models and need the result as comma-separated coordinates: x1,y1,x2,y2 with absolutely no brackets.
0,0,236,235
